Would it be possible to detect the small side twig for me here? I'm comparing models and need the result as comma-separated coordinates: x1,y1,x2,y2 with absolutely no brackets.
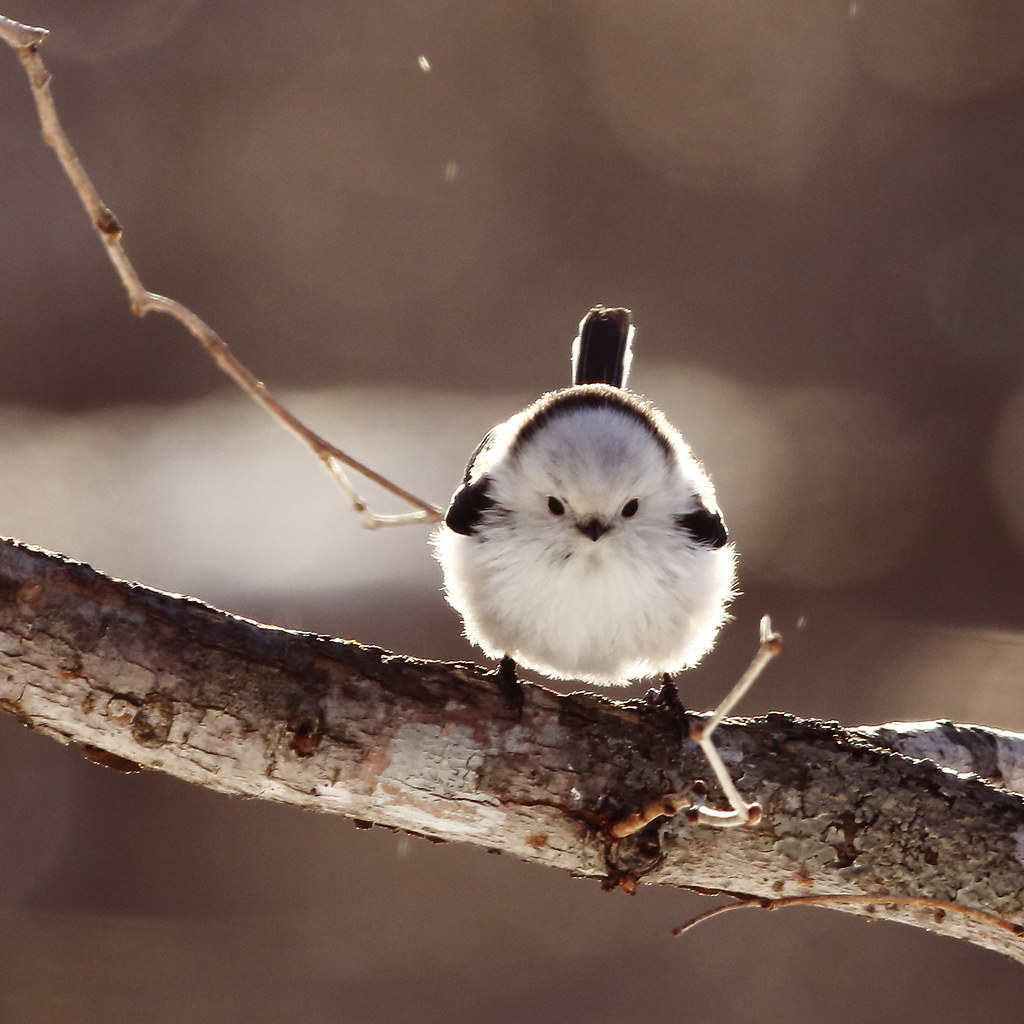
687,615,782,827
608,617,780,839
0,14,442,529
673,893,1024,941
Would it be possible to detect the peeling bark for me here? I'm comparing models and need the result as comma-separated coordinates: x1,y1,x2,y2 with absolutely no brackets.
2,536,1024,961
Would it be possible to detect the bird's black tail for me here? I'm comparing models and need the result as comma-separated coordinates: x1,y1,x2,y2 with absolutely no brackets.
571,306,634,388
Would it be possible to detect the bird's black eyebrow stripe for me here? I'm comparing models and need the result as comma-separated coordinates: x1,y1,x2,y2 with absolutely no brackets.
458,427,498,483
510,385,674,459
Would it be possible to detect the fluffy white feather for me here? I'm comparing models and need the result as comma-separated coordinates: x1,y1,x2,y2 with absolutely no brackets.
433,380,736,686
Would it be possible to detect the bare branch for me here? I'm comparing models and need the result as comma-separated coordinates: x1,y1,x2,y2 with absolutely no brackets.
853,721,1024,797
0,14,46,48
673,893,1024,941
2,535,1024,962
0,15,443,529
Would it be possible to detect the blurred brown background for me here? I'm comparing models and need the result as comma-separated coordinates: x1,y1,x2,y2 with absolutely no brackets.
3,0,1024,1020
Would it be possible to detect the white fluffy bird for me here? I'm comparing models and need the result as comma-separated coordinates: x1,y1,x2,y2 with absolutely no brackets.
433,306,736,698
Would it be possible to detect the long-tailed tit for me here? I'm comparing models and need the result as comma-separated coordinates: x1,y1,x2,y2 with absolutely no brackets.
433,306,736,701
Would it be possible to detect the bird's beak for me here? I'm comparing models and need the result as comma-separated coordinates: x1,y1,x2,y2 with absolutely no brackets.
576,517,611,542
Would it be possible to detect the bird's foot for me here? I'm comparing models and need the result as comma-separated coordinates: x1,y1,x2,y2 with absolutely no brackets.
493,655,525,716
644,674,689,725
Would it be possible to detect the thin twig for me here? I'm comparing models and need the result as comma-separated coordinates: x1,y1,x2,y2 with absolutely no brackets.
687,615,781,827
608,618,780,838
0,13,45,47
672,892,1024,940
0,14,443,529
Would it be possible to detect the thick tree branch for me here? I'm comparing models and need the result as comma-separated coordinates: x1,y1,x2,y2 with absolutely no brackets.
1,536,1023,961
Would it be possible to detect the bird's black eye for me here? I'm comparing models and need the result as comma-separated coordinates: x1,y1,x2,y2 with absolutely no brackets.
622,498,640,518
547,496,566,516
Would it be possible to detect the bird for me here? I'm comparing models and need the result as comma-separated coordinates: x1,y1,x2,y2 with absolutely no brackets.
432,306,736,707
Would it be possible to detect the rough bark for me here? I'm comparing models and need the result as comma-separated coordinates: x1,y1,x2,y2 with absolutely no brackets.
2,536,1023,961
